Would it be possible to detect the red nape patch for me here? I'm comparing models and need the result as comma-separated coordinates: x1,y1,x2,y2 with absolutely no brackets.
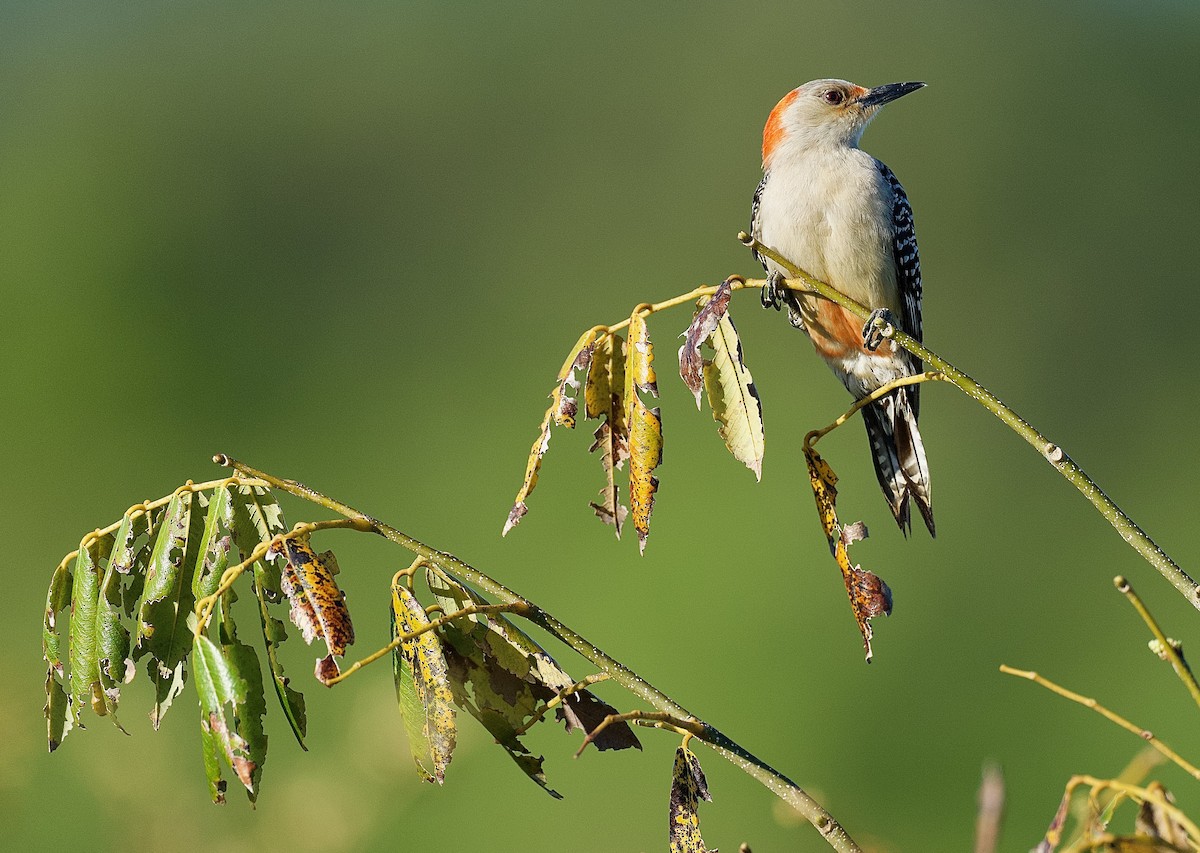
762,89,799,165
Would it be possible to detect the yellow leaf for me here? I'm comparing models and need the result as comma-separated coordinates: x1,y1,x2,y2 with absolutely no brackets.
703,311,764,480
803,445,891,661
503,328,599,535
392,582,456,784
625,312,661,554
669,744,714,853
585,332,629,537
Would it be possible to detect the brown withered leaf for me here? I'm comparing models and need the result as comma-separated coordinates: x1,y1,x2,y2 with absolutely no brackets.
626,311,662,554
679,279,734,407
669,744,715,853
803,445,892,662
1135,782,1190,849
267,534,354,684
585,332,630,537
503,328,599,536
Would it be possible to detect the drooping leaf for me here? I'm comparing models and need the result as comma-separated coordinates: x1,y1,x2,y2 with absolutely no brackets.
585,331,630,536
669,744,714,853
703,313,764,481
69,532,115,723
678,278,734,407
392,582,457,783
680,279,765,479
229,485,307,746
625,311,662,554
193,633,267,803
192,484,237,601
135,488,206,728
427,565,639,751
267,533,354,684
803,445,892,662
504,327,599,536
44,558,75,751
95,508,156,730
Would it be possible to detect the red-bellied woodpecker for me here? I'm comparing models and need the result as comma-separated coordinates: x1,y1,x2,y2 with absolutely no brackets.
750,79,934,535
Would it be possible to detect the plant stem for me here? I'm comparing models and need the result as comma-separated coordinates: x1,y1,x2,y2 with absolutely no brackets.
213,454,862,853
740,233,1200,612
999,665,1200,779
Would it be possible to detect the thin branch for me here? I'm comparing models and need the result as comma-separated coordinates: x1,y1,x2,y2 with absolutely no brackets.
1114,575,1200,711
1053,775,1200,853
999,665,1200,779
574,710,706,758
804,371,944,450
322,602,525,687
739,232,1199,612
212,454,862,853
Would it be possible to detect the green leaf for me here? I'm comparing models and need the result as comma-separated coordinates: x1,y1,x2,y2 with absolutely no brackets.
253,561,307,749
392,582,457,783
43,557,75,751
95,509,155,730
193,633,268,803
192,484,236,601
669,744,714,853
69,533,115,724
135,489,206,728
229,485,307,748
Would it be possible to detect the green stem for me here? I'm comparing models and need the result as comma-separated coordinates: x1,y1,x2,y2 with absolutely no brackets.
212,454,862,853
740,233,1200,612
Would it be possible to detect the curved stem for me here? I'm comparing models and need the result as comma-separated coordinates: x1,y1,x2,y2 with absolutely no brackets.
213,454,862,853
740,233,1200,612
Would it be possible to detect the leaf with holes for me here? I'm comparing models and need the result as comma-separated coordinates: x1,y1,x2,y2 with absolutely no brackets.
703,311,764,481
585,331,630,536
504,328,599,536
268,533,354,685
69,532,115,724
392,582,457,783
625,311,662,554
193,632,267,803
678,278,733,407
44,557,75,750
803,445,892,662
229,485,307,747
669,744,714,853
95,508,156,729
135,489,206,728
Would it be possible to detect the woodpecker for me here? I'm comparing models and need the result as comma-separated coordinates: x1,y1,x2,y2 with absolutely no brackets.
750,78,934,535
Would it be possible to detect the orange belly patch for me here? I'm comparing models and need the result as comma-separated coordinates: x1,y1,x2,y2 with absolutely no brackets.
804,297,895,360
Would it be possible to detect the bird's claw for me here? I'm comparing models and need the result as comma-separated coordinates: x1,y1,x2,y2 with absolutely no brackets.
863,308,896,351
760,271,786,311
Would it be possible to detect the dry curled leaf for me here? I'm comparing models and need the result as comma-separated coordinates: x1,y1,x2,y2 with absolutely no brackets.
267,533,354,684
669,744,715,853
504,328,599,536
803,445,892,661
585,332,630,537
626,311,662,554
679,280,733,407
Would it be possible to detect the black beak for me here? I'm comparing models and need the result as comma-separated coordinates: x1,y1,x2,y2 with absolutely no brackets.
858,81,926,108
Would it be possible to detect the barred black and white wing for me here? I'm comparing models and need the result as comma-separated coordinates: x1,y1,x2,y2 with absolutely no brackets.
749,172,769,270
870,160,933,536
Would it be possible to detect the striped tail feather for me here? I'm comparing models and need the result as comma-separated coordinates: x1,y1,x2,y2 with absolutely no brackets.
861,389,934,537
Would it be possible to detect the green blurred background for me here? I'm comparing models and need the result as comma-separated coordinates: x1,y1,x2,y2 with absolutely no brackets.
4,1,1200,850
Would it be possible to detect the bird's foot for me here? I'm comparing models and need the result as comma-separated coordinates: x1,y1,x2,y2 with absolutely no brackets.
862,308,897,351
760,270,786,311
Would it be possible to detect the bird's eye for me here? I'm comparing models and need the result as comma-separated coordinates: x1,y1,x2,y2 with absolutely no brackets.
822,89,845,105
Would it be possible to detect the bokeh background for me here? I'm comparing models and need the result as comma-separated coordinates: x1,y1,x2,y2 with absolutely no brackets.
4,2,1200,851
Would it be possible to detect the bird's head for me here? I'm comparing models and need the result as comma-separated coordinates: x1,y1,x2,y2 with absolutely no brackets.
762,79,925,165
